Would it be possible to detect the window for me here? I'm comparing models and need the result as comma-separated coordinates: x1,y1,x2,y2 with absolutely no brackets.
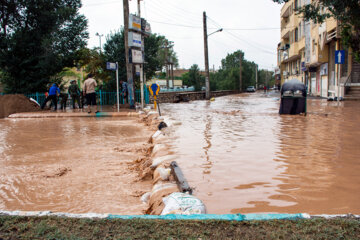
295,28,299,42
312,39,316,55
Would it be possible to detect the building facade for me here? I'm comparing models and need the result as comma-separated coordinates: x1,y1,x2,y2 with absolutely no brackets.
277,0,359,99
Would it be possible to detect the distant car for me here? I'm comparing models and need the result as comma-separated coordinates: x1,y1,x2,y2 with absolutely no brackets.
246,86,256,92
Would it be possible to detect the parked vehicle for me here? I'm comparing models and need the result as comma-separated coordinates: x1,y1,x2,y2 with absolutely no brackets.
246,86,256,92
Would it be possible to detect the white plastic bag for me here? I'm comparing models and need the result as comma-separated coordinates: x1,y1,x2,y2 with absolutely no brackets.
161,192,207,215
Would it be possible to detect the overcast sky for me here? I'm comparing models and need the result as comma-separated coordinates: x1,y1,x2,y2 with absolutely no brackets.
80,0,283,71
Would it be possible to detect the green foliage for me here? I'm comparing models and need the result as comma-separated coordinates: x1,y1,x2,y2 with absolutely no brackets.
211,50,257,91
0,0,88,93
183,64,205,91
273,0,360,62
101,29,177,91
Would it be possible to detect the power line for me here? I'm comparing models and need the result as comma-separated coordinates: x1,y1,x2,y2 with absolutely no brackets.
82,0,121,7
146,1,200,27
207,16,276,55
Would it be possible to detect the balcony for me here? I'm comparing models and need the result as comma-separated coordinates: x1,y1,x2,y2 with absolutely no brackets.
281,2,292,18
289,42,299,58
298,37,305,51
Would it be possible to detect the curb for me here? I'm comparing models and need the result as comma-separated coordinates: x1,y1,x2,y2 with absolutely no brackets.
7,112,140,118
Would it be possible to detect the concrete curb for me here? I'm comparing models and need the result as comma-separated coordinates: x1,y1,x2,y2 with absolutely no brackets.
8,111,140,118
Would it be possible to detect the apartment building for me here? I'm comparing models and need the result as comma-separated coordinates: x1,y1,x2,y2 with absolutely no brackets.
277,0,359,98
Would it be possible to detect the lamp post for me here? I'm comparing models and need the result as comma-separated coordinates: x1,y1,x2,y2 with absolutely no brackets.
203,11,222,100
95,32,103,54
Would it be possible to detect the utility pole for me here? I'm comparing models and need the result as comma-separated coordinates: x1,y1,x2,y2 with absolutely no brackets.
171,62,174,88
203,11,210,100
123,0,134,108
255,65,258,90
95,33,103,54
239,52,242,92
138,0,144,109
165,40,169,88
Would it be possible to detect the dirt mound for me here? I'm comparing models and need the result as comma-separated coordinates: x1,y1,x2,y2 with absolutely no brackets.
0,94,40,118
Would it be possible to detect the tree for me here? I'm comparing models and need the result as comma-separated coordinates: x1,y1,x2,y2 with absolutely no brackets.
273,0,360,61
102,29,178,91
212,50,257,91
184,64,204,91
0,0,88,93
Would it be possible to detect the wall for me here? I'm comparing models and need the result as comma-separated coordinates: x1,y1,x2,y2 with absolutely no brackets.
149,90,238,103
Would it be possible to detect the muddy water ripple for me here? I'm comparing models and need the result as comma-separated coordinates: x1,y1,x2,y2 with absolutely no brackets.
0,118,152,214
163,92,360,214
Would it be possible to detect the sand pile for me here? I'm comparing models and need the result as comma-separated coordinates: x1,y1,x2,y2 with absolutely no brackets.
0,94,40,118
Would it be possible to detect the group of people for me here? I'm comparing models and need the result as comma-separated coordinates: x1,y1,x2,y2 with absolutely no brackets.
40,74,99,113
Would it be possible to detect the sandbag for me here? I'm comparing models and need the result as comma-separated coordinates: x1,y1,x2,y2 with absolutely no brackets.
161,192,207,215
151,155,176,169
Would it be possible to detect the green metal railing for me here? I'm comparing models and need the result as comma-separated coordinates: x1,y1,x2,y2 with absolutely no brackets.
1,88,150,106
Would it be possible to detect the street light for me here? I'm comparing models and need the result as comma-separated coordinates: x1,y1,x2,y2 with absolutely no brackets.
95,32,103,54
203,11,222,100
208,28,223,37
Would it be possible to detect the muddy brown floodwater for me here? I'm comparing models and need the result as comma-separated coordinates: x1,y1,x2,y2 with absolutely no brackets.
0,118,152,214
163,92,360,215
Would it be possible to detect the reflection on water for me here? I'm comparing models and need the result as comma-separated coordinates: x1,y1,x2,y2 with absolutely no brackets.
0,118,152,214
163,92,360,214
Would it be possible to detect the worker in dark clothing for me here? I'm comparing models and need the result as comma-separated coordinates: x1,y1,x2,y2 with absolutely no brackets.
41,83,60,110
68,80,82,109
60,93,68,110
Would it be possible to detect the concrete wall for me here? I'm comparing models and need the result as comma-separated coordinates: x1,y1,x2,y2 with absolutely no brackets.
149,90,238,103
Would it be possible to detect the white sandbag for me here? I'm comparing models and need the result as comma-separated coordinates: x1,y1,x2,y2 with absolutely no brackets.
156,167,171,181
141,192,151,204
152,130,163,139
151,144,168,157
151,155,175,169
161,192,206,215
151,182,178,196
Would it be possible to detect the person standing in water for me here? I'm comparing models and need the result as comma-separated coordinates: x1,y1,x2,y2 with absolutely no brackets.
83,73,99,114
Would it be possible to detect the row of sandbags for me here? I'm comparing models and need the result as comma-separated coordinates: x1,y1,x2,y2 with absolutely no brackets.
139,111,206,215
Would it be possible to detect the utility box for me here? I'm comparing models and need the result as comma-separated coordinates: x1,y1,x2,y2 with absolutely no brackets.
279,79,307,115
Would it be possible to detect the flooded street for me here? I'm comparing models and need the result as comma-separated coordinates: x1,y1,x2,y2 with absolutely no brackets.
0,118,152,214
163,92,360,214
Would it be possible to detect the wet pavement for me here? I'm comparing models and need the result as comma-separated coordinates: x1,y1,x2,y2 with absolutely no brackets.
0,118,152,214
162,92,360,214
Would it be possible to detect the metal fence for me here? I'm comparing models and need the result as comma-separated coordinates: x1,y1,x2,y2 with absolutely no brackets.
1,89,150,106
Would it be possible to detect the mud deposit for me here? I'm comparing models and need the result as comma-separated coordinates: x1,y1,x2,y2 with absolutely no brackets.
0,94,40,118
0,118,153,214
163,92,360,215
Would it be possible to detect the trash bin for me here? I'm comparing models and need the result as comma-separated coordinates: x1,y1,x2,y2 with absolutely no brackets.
279,79,307,115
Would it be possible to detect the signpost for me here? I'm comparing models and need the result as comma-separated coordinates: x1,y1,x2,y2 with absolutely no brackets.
149,83,161,116
106,62,120,112
335,50,345,103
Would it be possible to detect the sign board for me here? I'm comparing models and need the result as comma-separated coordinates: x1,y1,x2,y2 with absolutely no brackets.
130,49,143,64
335,50,345,64
129,14,141,31
145,22,151,35
320,63,328,76
149,83,160,97
128,32,142,48
301,62,307,72
135,65,141,76
106,62,117,71
141,18,147,32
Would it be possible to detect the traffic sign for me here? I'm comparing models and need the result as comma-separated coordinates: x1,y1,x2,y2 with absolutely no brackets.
149,83,160,97
106,62,117,70
335,50,345,64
